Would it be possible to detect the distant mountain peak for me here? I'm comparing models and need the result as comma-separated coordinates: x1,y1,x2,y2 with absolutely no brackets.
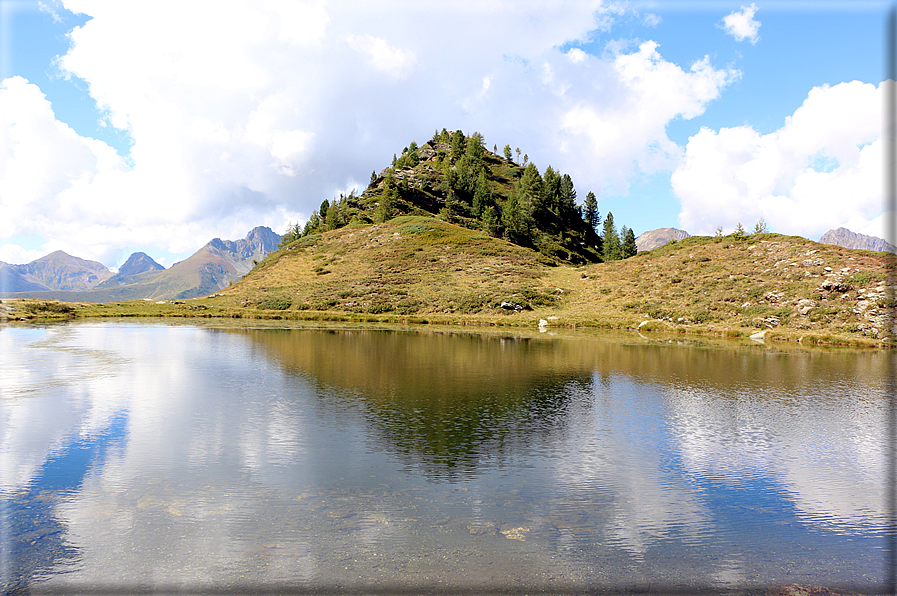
635,228,690,252
819,227,896,254
243,226,281,251
118,252,165,277
13,250,112,291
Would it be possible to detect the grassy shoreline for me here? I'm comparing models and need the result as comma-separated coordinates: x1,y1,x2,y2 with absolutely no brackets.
2,220,894,350
0,295,890,349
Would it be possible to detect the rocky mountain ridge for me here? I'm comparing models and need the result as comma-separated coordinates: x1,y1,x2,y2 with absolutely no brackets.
0,226,280,301
0,251,113,293
819,227,896,254
635,228,690,252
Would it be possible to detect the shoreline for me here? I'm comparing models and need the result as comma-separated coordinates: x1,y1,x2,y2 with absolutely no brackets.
1,297,890,349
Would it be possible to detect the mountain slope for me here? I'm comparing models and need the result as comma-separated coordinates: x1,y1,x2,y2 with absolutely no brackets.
0,227,281,301
0,263,52,293
12,251,113,291
819,227,896,254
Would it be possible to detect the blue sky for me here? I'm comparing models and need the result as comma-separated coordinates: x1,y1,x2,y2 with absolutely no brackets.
0,0,891,268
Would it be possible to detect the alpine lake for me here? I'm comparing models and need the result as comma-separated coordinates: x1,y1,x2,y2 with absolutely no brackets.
0,320,893,595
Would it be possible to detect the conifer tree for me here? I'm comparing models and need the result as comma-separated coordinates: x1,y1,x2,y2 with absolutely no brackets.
325,202,341,231
621,226,637,258
376,174,398,223
465,132,484,162
603,212,620,261
303,210,321,236
519,163,542,199
319,199,330,227
502,188,534,245
503,144,513,162
559,174,576,217
438,190,456,222
541,166,561,213
583,192,600,231
279,221,302,246
472,170,489,217
481,205,501,237
450,130,466,160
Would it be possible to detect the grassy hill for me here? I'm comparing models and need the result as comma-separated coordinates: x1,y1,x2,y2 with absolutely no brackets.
223,216,560,321
11,216,892,347
282,130,608,266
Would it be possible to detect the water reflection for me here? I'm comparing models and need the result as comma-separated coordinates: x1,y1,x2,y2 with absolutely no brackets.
0,323,891,593
241,329,595,480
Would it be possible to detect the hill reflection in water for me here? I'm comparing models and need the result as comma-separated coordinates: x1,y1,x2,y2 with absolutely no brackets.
239,329,596,480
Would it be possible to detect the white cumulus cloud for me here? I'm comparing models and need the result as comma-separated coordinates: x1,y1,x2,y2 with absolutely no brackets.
559,42,739,195
672,80,883,239
720,3,761,44
0,0,738,266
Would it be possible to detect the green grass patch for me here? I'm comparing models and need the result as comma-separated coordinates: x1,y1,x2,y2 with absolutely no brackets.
846,270,885,287
257,297,293,310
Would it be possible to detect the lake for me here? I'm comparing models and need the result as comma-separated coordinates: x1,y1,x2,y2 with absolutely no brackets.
0,321,892,594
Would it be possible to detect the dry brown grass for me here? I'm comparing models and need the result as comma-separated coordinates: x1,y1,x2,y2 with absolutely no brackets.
7,221,894,348
219,216,560,319
547,233,895,345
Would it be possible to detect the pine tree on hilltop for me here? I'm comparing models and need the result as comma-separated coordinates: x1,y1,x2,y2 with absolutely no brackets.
583,192,600,232
472,170,490,218
621,226,637,258
540,166,561,214
518,163,543,200
559,174,576,219
450,130,466,160
603,212,621,261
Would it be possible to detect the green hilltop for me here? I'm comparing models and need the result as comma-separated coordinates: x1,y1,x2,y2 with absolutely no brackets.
3,130,894,348
282,129,637,266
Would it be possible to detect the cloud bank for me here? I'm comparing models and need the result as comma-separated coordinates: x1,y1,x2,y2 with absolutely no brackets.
0,1,884,266
672,80,883,238
0,0,740,266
